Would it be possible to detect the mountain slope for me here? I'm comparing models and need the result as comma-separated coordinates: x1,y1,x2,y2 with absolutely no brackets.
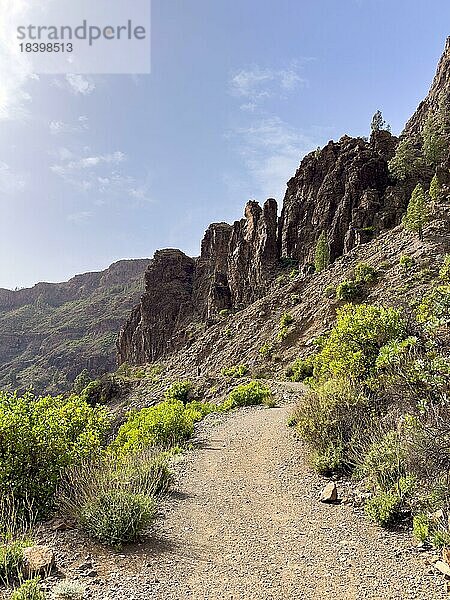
0,259,149,393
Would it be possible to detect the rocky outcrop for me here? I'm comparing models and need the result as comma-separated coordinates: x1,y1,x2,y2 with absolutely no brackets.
118,39,450,367
278,131,403,264
118,200,280,364
403,36,450,137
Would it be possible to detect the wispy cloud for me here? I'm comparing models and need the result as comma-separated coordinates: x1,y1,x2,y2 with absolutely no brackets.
229,63,307,111
0,161,27,194
50,151,125,176
67,210,93,223
49,115,89,135
51,148,151,204
65,74,96,95
227,116,314,199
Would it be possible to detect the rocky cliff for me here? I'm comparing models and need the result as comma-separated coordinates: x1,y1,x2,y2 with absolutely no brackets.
0,259,149,393
118,39,450,367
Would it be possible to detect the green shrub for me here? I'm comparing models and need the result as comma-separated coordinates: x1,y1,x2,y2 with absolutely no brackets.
0,392,109,515
0,540,31,585
78,489,155,547
358,431,406,492
365,491,401,527
314,231,330,273
164,381,193,404
286,357,314,382
416,285,450,329
313,304,406,382
289,268,299,280
219,309,231,318
11,579,45,600
399,254,415,269
58,451,168,546
354,262,378,284
439,255,450,283
375,337,417,370
413,513,430,543
311,446,344,476
335,279,361,301
221,382,273,410
112,399,203,453
294,379,370,472
259,343,274,359
221,365,249,378
280,313,294,327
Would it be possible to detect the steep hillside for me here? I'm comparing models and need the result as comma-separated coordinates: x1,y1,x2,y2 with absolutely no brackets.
0,259,149,393
118,39,450,372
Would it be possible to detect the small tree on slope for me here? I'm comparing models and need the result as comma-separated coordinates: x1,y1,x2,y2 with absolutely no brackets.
315,231,330,273
402,183,429,241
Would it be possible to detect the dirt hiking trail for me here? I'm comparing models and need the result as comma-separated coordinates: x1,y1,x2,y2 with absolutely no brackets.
136,403,446,600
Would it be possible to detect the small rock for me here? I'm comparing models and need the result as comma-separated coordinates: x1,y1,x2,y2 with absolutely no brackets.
434,560,450,578
23,545,55,577
319,482,338,503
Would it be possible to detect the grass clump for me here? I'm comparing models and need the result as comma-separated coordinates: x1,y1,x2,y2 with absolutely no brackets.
259,342,274,359
11,579,45,600
57,451,167,547
0,540,31,585
399,254,415,270
221,365,249,378
221,382,273,410
53,581,85,599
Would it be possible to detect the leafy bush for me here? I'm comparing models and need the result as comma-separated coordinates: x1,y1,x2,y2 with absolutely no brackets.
439,255,450,282
286,357,314,382
293,379,370,472
219,309,231,318
52,582,84,600
221,365,249,378
412,513,430,543
53,581,85,600
314,231,330,273
416,285,450,329
0,392,109,515
280,313,294,327
164,381,193,404
221,382,273,410
259,343,274,359
312,304,406,382
112,399,211,454
399,254,415,269
358,431,406,491
354,262,378,284
335,279,361,301
365,491,401,527
11,579,45,600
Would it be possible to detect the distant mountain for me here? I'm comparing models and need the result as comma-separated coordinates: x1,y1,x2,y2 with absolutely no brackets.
0,259,149,393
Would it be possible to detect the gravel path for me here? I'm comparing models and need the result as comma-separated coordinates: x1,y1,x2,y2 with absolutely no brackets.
133,404,446,600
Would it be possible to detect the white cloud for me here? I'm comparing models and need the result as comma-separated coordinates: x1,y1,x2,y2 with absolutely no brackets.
227,116,315,199
65,74,96,96
49,115,89,135
0,1,39,121
51,151,126,176
0,162,26,194
50,148,151,204
229,64,306,110
67,211,93,223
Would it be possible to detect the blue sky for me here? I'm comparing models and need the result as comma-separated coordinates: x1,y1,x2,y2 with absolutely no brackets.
1,0,449,289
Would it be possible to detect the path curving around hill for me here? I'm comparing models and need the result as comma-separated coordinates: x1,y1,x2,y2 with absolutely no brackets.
108,399,446,600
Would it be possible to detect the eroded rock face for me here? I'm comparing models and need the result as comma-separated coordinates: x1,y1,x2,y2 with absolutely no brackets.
279,132,401,264
118,39,450,367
